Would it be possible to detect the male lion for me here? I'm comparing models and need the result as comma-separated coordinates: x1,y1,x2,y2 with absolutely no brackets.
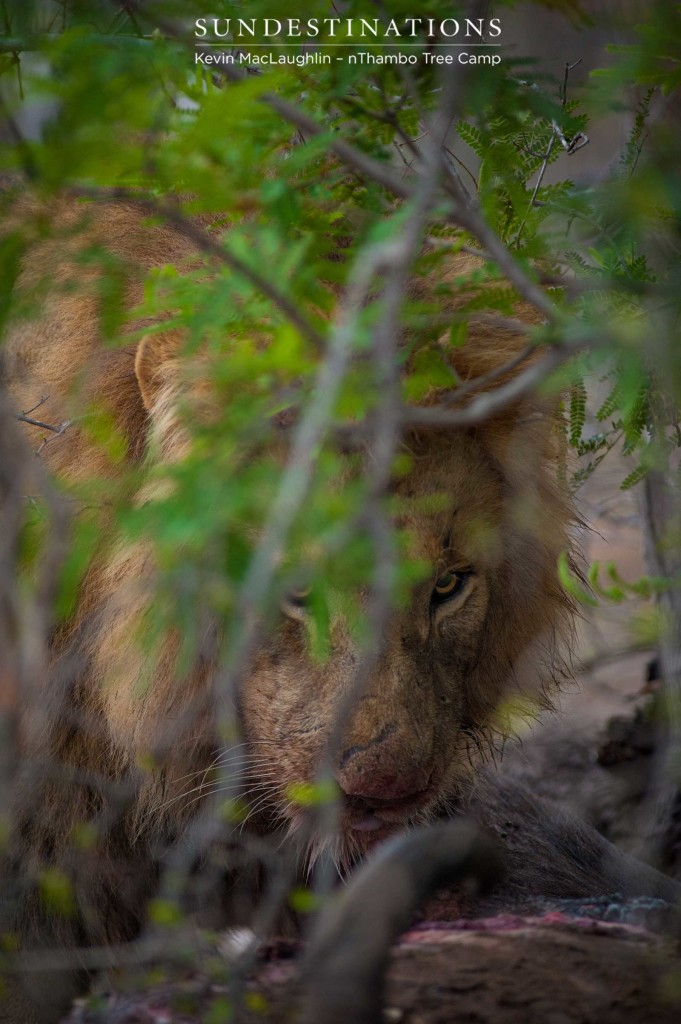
0,192,676,1023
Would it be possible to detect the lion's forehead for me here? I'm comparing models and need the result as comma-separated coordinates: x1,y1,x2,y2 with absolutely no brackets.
393,437,506,566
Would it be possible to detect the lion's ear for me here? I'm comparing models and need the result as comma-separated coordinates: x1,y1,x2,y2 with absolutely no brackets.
134,330,184,412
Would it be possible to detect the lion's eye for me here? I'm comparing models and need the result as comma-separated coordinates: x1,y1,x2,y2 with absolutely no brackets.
431,570,471,605
286,586,312,609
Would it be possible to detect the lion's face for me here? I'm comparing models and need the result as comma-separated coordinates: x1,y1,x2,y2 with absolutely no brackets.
5,199,573,877
237,426,568,867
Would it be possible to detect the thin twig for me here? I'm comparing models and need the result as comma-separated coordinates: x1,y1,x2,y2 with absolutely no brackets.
21,395,50,416
513,58,587,247
399,341,572,429
68,185,325,352
1,928,210,974
454,203,558,322
17,413,69,434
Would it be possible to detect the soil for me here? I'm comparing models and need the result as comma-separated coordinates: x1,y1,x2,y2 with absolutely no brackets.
63,915,681,1024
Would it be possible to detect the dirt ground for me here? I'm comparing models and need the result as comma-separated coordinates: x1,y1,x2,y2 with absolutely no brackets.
63,917,681,1024
500,444,667,863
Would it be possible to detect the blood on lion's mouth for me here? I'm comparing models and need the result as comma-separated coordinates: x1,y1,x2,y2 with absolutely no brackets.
282,784,438,859
344,787,436,835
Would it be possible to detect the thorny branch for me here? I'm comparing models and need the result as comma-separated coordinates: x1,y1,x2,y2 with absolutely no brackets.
402,338,580,428
17,412,71,446
513,58,589,247
6,19,589,338
311,70,457,900
126,204,417,1008
14,397,72,454
16,414,68,434
160,4,561,332
145,32,478,985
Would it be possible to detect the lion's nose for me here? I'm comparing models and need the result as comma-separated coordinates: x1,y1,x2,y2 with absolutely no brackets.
335,723,432,803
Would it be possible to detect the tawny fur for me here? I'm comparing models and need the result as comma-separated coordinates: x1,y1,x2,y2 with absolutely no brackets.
1,192,577,1022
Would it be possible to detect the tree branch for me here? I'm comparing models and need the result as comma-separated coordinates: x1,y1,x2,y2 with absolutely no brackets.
69,186,326,352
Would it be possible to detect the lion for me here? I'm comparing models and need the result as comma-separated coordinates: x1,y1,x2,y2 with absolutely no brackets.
1,191,676,1024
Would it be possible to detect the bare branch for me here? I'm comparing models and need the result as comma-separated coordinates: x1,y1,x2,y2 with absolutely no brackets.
17,413,70,435
513,58,588,246
400,342,570,429
21,395,50,416
453,204,558,322
214,64,416,202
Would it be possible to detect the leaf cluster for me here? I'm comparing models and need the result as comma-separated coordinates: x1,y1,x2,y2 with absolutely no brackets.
1,0,680,650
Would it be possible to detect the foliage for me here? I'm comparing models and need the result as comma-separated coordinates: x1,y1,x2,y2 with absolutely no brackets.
1,2,679,1015
1,0,681,989
0,1,677,704
0,1,676,631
